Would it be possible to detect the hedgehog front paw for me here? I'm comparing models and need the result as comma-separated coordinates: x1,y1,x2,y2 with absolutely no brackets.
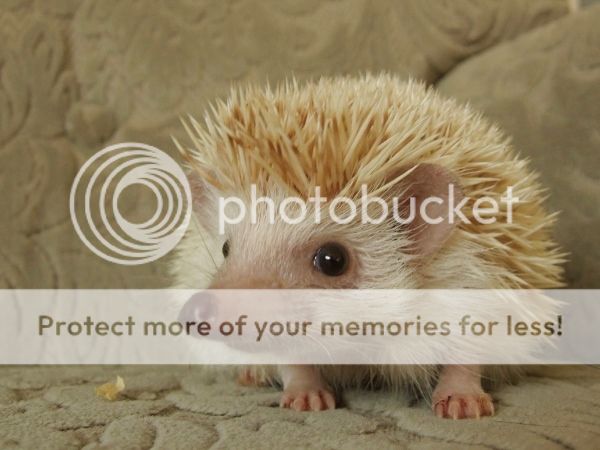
433,391,494,419
280,386,336,411
236,367,270,387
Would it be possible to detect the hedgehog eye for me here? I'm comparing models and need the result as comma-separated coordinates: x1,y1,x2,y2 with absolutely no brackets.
222,240,230,258
313,243,348,277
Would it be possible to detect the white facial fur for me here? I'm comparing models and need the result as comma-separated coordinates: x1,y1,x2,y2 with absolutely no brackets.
171,164,498,290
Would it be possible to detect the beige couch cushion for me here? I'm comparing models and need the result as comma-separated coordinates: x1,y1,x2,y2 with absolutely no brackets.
0,0,572,288
438,5,600,288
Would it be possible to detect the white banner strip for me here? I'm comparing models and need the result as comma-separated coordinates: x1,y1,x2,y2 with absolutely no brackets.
1,289,598,364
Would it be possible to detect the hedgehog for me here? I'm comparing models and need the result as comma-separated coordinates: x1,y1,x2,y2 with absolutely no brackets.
172,74,564,419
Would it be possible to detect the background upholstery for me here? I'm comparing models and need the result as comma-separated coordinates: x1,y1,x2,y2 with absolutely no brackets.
0,0,576,289
439,6,600,287
2,1,600,449
1,365,600,450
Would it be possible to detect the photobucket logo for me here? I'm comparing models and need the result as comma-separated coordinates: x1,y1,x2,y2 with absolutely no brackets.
218,185,519,234
70,143,192,265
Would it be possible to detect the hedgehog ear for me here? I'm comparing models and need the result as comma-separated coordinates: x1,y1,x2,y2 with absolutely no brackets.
187,171,210,210
187,171,219,234
389,164,463,258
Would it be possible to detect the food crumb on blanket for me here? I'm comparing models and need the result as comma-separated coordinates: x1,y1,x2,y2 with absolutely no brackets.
95,375,125,401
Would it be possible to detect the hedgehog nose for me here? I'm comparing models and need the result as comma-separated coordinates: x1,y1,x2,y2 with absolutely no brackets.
178,292,218,327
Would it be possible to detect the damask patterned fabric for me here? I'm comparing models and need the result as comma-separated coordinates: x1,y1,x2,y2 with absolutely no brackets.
0,0,573,288
1,365,599,449
439,5,600,287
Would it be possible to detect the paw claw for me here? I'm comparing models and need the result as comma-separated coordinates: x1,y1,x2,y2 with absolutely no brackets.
434,400,446,418
447,397,462,420
309,391,323,411
292,394,308,411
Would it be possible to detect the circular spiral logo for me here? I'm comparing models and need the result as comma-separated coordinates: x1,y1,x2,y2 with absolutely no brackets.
70,142,192,265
